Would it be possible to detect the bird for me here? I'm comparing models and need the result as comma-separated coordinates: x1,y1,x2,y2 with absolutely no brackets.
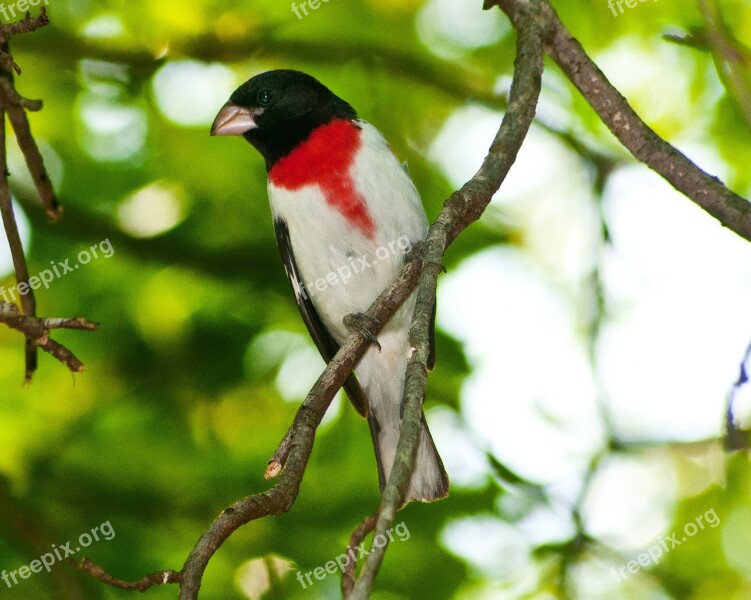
211,69,448,503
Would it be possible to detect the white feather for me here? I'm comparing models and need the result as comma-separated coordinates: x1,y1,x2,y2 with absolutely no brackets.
267,120,427,341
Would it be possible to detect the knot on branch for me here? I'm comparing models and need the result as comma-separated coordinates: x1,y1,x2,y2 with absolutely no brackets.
0,302,99,374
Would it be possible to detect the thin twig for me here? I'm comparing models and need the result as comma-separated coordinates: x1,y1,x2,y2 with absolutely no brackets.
0,302,99,373
0,102,37,378
0,8,88,381
341,513,377,598
71,558,181,591
5,101,60,220
486,0,751,242
0,14,59,222
0,7,49,39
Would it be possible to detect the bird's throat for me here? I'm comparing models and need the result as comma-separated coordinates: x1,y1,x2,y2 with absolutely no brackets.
269,119,376,240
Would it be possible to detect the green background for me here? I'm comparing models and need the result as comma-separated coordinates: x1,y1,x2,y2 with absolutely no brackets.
1,0,750,599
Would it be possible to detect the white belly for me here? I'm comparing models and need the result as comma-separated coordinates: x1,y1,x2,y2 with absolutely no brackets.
267,121,428,343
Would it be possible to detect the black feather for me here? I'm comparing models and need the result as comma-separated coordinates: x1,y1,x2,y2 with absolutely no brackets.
273,217,369,416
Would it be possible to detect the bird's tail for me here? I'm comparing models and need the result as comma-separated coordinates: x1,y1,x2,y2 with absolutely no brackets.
368,408,449,503
357,333,449,503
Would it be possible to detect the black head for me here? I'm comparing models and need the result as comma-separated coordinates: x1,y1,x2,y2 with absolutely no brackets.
211,70,357,169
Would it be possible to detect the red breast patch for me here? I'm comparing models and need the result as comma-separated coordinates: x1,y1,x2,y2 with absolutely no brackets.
269,119,376,240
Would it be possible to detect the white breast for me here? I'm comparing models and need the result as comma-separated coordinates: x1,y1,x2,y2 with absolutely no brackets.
267,120,428,343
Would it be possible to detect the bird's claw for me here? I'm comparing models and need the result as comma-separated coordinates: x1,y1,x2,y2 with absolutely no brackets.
344,313,381,351
427,260,447,273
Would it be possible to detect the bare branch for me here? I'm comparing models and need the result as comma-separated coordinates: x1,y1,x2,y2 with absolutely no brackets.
0,302,99,374
5,101,60,220
342,513,377,598
485,0,751,242
0,103,38,379
0,8,91,381
175,258,425,600
71,558,181,591
0,7,49,39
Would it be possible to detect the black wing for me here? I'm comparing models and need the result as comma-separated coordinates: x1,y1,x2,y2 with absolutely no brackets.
273,218,368,416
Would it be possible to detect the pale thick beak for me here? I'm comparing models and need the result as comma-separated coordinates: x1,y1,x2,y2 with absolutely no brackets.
210,103,261,136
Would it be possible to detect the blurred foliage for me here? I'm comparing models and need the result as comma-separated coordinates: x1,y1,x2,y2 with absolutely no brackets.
0,0,750,599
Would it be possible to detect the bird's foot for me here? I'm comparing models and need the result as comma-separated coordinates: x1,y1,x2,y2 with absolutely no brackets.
344,312,381,351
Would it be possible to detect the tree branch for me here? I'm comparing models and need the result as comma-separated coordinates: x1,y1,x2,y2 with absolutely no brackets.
341,512,377,597
74,257,426,598
0,8,49,74
0,8,95,381
175,258,425,600
0,302,99,373
70,558,181,591
486,0,751,242
0,108,38,379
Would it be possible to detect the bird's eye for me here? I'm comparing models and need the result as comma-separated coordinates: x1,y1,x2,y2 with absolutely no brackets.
257,90,274,107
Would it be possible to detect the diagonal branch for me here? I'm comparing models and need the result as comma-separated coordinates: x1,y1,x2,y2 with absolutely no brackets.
486,0,751,242
5,99,60,220
74,256,427,599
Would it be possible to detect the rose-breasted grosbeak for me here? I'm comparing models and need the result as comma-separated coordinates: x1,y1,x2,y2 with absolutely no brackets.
211,70,448,502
